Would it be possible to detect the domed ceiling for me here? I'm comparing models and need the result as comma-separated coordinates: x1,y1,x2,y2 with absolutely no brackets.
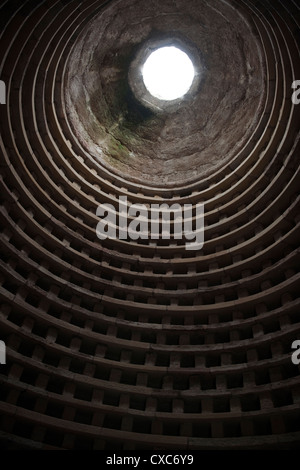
0,0,299,451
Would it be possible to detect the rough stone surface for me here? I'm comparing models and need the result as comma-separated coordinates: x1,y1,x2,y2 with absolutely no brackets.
65,0,266,188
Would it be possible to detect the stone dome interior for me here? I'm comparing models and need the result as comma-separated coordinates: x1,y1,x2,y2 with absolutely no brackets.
0,0,299,452
65,0,266,187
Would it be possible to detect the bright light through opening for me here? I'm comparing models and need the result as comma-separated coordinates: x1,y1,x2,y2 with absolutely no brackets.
142,46,195,101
